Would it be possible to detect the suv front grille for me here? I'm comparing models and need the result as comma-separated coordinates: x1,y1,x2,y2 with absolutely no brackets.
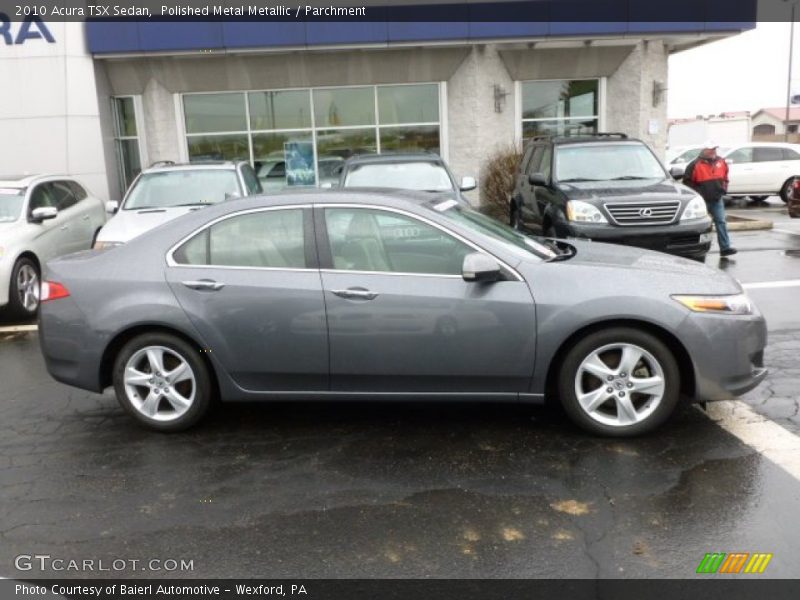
604,201,681,226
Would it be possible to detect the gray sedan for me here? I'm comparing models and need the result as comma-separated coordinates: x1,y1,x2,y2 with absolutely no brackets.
38,191,768,436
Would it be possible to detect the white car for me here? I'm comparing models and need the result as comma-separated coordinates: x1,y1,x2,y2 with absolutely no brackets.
0,174,106,317
723,142,800,203
95,161,262,249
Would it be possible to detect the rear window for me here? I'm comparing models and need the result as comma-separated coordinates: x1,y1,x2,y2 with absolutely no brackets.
344,162,454,192
124,169,240,210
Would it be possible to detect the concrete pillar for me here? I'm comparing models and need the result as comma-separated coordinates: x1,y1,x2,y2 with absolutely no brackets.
141,78,181,165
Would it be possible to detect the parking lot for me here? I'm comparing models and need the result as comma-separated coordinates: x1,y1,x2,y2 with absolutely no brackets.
2,201,800,579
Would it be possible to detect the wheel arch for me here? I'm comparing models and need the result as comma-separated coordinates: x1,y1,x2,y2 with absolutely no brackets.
99,324,220,396
15,251,41,273
543,318,695,401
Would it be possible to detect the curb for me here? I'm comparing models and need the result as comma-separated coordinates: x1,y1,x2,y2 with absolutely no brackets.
725,216,773,231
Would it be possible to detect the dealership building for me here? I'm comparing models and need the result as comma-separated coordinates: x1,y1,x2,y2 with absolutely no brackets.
1,8,754,202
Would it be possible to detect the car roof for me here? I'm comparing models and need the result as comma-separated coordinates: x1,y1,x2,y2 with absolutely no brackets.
214,188,453,211
528,133,636,146
0,174,73,188
343,152,443,165
142,161,243,174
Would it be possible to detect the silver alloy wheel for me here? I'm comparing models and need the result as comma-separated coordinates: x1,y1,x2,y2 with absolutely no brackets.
574,342,666,428
16,264,40,313
123,345,196,422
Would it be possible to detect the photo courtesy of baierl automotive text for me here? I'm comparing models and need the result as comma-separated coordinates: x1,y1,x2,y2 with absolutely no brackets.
1,0,800,598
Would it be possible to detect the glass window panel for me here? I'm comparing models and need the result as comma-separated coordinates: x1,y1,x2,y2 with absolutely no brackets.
726,147,753,163
522,80,598,120
325,207,472,275
117,139,142,190
253,132,313,191
184,93,246,134
522,118,597,140
377,84,439,124
313,87,374,127
754,147,783,162
316,128,377,160
187,134,249,162
114,97,137,137
209,210,306,268
173,229,209,265
248,90,312,130
379,125,440,153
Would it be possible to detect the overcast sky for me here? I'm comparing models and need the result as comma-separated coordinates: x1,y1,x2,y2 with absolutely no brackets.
668,22,799,119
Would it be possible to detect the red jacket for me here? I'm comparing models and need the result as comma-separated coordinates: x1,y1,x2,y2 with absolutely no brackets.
683,156,729,202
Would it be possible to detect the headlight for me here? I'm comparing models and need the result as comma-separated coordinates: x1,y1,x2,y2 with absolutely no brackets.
672,293,752,315
93,241,124,250
566,200,608,223
681,196,708,221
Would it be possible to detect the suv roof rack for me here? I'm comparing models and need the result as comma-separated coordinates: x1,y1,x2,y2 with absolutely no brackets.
149,160,176,168
530,132,629,142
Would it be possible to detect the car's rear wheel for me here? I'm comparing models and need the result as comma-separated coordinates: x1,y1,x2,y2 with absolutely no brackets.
8,257,40,319
780,179,795,204
557,327,680,436
112,333,212,432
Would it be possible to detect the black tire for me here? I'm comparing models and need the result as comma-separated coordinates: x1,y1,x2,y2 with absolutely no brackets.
112,332,213,432
8,257,40,320
557,327,681,437
779,179,795,204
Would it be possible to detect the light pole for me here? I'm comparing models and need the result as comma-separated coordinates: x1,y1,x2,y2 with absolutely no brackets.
786,2,797,141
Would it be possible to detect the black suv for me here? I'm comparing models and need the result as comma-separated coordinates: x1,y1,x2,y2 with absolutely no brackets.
509,133,712,260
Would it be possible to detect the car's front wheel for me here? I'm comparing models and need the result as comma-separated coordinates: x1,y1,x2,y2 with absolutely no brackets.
112,333,213,432
780,178,795,204
8,257,40,319
557,327,680,436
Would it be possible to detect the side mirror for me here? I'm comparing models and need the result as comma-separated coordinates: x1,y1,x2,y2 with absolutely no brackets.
528,172,548,186
30,206,58,223
105,200,119,214
459,176,477,192
462,252,502,283
669,166,685,180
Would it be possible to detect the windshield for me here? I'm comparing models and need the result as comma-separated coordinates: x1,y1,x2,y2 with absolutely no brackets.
124,170,240,210
0,188,25,222
431,200,557,260
344,162,454,192
555,143,666,182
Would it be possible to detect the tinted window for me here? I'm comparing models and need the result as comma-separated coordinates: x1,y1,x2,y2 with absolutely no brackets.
50,181,78,210
539,147,552,178
67,181,88,201
520,145,535,173
325,208,472,275
240,164,263,195
343,162,454,192
554,143,665,182
726,147,753,163
29,184,57,211
754,147,784,162
783,148,800,160
125,170,240,210
527,147,544,174
174,209,305,269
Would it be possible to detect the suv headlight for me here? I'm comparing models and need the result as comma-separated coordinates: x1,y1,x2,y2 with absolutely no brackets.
566,200,608,223
681,196,707,221
672,293,752,315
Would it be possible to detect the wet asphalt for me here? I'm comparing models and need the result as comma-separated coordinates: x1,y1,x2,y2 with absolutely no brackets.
1,204,800,580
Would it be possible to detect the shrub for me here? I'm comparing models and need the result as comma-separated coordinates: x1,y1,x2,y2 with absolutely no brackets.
480,144,522,222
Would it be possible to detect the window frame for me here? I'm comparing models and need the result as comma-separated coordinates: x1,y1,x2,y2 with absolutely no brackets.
112,95,147,197
313,203,523,281
517,78,603,143
166,205,317,271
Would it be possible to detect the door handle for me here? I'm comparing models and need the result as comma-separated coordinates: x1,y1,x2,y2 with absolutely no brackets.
59,225,68,231
182,280,225,291
331,288,379,300
82,215,90,220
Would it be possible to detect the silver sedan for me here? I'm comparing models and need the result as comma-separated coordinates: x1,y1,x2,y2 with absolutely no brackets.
38,191,767,436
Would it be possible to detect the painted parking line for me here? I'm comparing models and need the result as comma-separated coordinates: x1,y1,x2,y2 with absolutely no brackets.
742,279,800,290
707,401,800,481
0,324,37,333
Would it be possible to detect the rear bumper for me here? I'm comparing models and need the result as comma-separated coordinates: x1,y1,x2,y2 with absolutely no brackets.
561,218,713,258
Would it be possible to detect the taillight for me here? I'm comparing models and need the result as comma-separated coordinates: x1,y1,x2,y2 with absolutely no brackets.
41,281,70,302
793,179,800,190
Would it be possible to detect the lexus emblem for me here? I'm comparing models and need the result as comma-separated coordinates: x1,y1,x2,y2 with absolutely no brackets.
639,207,653,217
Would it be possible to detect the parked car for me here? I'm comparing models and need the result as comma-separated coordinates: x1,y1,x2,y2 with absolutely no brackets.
337,153,476,204
667,145,712,168
788,177,800,218
720,142,800,203
0,175,106,318
510,133,713,261
256,155,344,191
39,190,767,437
94,161,262,249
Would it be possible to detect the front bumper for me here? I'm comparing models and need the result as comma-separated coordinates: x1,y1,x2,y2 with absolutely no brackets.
676,310,769,402
560,217,713,258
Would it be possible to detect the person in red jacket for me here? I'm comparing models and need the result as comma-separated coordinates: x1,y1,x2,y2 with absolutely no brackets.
683,140,737,257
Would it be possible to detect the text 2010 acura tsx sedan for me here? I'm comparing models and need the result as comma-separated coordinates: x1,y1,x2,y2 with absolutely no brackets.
38,190,768,436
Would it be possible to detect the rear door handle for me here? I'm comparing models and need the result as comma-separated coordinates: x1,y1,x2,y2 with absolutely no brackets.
182,280,225,291
82,214,90,220
331,288,379,300
60,225,68,231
